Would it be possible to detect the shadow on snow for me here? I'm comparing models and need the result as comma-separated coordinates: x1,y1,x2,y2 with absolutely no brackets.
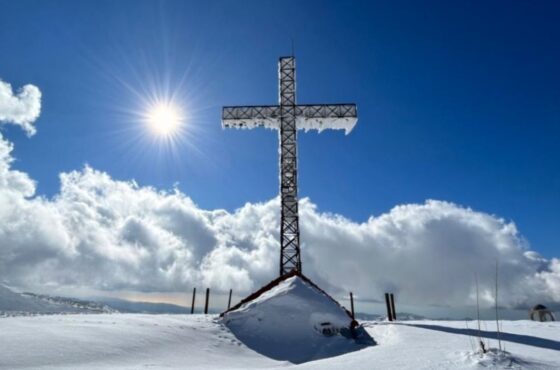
402,323,560,351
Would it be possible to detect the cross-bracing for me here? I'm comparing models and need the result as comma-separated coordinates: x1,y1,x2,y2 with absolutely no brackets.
222,57,358,276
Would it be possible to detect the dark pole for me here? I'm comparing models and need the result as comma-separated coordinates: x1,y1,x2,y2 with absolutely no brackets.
349,292,355,320
278,57,302,276
190,287,196,314
204,288,210,314
384,293,393,321
227,289,233,310
390,293,397,321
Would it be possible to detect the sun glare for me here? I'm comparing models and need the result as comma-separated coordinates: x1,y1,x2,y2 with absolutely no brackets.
146,103,183,137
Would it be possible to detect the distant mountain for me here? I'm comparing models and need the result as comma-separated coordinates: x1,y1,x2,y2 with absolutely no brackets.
0,285,116,316
355,312,384,321
355,312,426,321
394,312,427,320
94,297,189,314
0,284,210,316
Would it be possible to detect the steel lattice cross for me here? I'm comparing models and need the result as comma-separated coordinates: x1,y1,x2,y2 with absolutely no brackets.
222,57,358,276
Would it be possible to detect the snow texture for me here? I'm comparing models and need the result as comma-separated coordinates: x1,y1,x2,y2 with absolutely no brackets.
221,116,356,134
221,275,374,363
221,104,357,134
0,314,559,369
222,117,280,130
296,116,357,134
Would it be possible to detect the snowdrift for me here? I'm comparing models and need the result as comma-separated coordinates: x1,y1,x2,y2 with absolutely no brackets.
220,274,375,363
1,314,559,369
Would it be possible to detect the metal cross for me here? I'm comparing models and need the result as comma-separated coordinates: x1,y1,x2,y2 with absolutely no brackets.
222,56,358,276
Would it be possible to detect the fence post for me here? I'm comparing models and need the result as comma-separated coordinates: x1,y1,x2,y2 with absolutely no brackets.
191,287,196,314
390,293,397,321
350,292,355,320
385,293,393,321
227,289,233,310
204,288,210,314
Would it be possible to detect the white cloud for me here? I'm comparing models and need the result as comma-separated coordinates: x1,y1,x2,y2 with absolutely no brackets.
534,259,560,302
0,138,558,308
0,78,559,309
0,80,41,136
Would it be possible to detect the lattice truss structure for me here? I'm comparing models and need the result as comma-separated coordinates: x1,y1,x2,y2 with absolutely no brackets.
222,57,358,276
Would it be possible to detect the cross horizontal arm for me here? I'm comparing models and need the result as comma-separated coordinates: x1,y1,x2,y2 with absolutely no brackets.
222,104,358,133
295,104,357,134
222,105,280,129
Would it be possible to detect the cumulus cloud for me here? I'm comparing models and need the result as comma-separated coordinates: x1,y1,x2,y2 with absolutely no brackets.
0,132,558,308
0,78,559,309
0,80,41,136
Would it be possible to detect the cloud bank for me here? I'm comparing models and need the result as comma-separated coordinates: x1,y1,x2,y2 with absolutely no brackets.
0,80,41,136
0,78,559,309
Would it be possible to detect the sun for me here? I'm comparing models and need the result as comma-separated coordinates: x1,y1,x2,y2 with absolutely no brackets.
145,103,183,137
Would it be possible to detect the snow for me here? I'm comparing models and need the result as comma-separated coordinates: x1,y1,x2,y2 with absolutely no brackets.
0,314,559,369
221,105,357,134
221,275,374,363
0,314,279,369
0,285,114,316
222,116,356,134
222,117,280,130
295,116,357,134
1,282,559,368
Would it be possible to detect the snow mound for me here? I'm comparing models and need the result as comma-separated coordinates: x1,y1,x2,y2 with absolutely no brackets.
463,348,544,369
220,275,375,364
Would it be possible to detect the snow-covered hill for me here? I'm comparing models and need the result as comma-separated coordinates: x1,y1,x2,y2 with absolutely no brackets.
0,285,115,316
0,314,558,369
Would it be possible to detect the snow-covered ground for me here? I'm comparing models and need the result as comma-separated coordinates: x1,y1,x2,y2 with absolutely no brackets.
1,314,559,369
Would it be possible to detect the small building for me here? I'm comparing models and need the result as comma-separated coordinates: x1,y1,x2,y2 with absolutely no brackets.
529,304,556,322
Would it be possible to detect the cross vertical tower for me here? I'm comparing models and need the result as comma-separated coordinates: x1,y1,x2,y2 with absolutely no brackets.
278,57,301,275
222,56,358,277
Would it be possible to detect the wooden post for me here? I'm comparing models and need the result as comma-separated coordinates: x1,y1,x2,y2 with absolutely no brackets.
390,293,397,321
204,288,210,314
349,292,355,320
227,289,233,310
384,293,393,321
191,287,196,314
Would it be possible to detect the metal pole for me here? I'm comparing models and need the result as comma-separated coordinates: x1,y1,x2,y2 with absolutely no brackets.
384,293,393,321
495,260,502,351
278,56,302,276
390,293,397,321
190,287,196,314
227,289,233,310
204,288,210,314
350,292,355,320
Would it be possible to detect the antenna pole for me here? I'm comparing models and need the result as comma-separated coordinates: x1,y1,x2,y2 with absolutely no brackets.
495,260,502,351
291,38,295,56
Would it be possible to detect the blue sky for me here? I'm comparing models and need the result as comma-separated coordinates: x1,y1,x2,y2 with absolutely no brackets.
1,0,559,260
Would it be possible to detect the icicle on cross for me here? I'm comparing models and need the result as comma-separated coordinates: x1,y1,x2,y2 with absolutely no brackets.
221,57,358,276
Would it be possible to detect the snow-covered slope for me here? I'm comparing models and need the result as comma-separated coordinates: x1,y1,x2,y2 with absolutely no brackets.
0,314,280,369
0,314,559,369
0,285,115,316
221,275,374,363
